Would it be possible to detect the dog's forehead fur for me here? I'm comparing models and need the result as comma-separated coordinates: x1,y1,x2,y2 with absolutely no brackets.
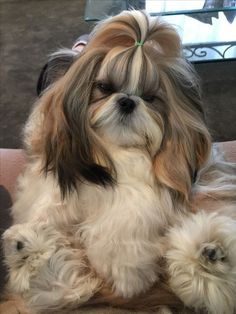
96,45,160,97
83,10,182,98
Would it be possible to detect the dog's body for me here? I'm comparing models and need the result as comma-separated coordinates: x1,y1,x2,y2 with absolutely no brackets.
2,9,236,314
9,153,236,314
13,146,176,298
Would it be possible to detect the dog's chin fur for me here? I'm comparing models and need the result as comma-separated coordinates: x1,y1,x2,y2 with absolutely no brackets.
3,9,236,314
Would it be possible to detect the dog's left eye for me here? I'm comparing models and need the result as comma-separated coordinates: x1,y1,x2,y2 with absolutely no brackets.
96,82,114,95
142,95,156,102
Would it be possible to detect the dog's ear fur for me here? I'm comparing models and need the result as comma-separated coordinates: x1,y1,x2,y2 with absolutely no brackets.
30,48,115,197
153,61,212,204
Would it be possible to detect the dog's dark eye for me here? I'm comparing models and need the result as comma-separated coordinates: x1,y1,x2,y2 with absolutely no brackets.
96,82,114,94
16,241,24,251
142,95,156,102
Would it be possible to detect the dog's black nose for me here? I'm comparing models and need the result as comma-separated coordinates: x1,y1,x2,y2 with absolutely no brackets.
118,97,136,114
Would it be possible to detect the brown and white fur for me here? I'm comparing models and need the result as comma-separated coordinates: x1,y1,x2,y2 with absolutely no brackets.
2,9,236,314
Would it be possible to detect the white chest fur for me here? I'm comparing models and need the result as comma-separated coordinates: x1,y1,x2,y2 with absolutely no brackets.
76,148,171,297
78,148,165,234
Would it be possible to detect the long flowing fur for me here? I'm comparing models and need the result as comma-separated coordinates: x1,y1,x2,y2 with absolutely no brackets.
2,223,102,312
2,9,236,314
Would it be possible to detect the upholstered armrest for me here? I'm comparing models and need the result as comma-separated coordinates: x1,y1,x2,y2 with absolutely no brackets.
217,141,236,162
0,149,26,200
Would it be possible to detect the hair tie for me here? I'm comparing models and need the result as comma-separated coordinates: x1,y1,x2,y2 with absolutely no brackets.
135,40,144,47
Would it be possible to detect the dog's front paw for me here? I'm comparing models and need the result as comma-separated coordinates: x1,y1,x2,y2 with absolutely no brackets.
2,222,64,294
166,211,236,314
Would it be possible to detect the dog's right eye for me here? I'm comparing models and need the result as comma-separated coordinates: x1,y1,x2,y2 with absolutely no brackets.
142,95,156,103
96,82,114,94
16,241,24,251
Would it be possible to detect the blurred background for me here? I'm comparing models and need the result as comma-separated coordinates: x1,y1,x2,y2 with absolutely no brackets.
0,0,235,148
0,0,92,148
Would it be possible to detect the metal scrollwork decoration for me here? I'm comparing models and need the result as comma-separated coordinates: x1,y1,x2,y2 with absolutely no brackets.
183,42,236,61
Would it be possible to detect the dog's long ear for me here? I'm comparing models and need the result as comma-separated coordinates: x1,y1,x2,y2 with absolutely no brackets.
154,60,212,204
30,48,115,197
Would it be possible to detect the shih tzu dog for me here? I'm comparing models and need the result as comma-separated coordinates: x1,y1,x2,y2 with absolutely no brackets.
2,9,236,314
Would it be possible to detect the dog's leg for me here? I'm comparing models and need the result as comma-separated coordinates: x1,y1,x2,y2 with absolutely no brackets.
86,239,161,298
109,261,158,298
166,211,236,314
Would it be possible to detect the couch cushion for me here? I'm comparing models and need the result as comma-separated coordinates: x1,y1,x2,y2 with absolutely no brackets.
0,149,26,200
217,140,236,162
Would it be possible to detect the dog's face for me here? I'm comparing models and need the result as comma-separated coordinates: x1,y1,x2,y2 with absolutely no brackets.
89,50,164,154
29,10,211,201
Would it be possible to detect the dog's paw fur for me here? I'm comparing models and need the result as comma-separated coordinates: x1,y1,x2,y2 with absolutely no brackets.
2,223,65,294
201,242,226,263
166,211,236,314
111,265,158,298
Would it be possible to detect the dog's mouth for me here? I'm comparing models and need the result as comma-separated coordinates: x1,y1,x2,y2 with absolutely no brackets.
118,109,137,126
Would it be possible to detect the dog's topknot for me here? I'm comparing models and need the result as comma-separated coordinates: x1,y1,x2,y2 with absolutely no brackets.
86,10,181,58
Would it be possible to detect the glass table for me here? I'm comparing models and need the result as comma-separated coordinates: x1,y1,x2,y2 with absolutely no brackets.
84,0,236,62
